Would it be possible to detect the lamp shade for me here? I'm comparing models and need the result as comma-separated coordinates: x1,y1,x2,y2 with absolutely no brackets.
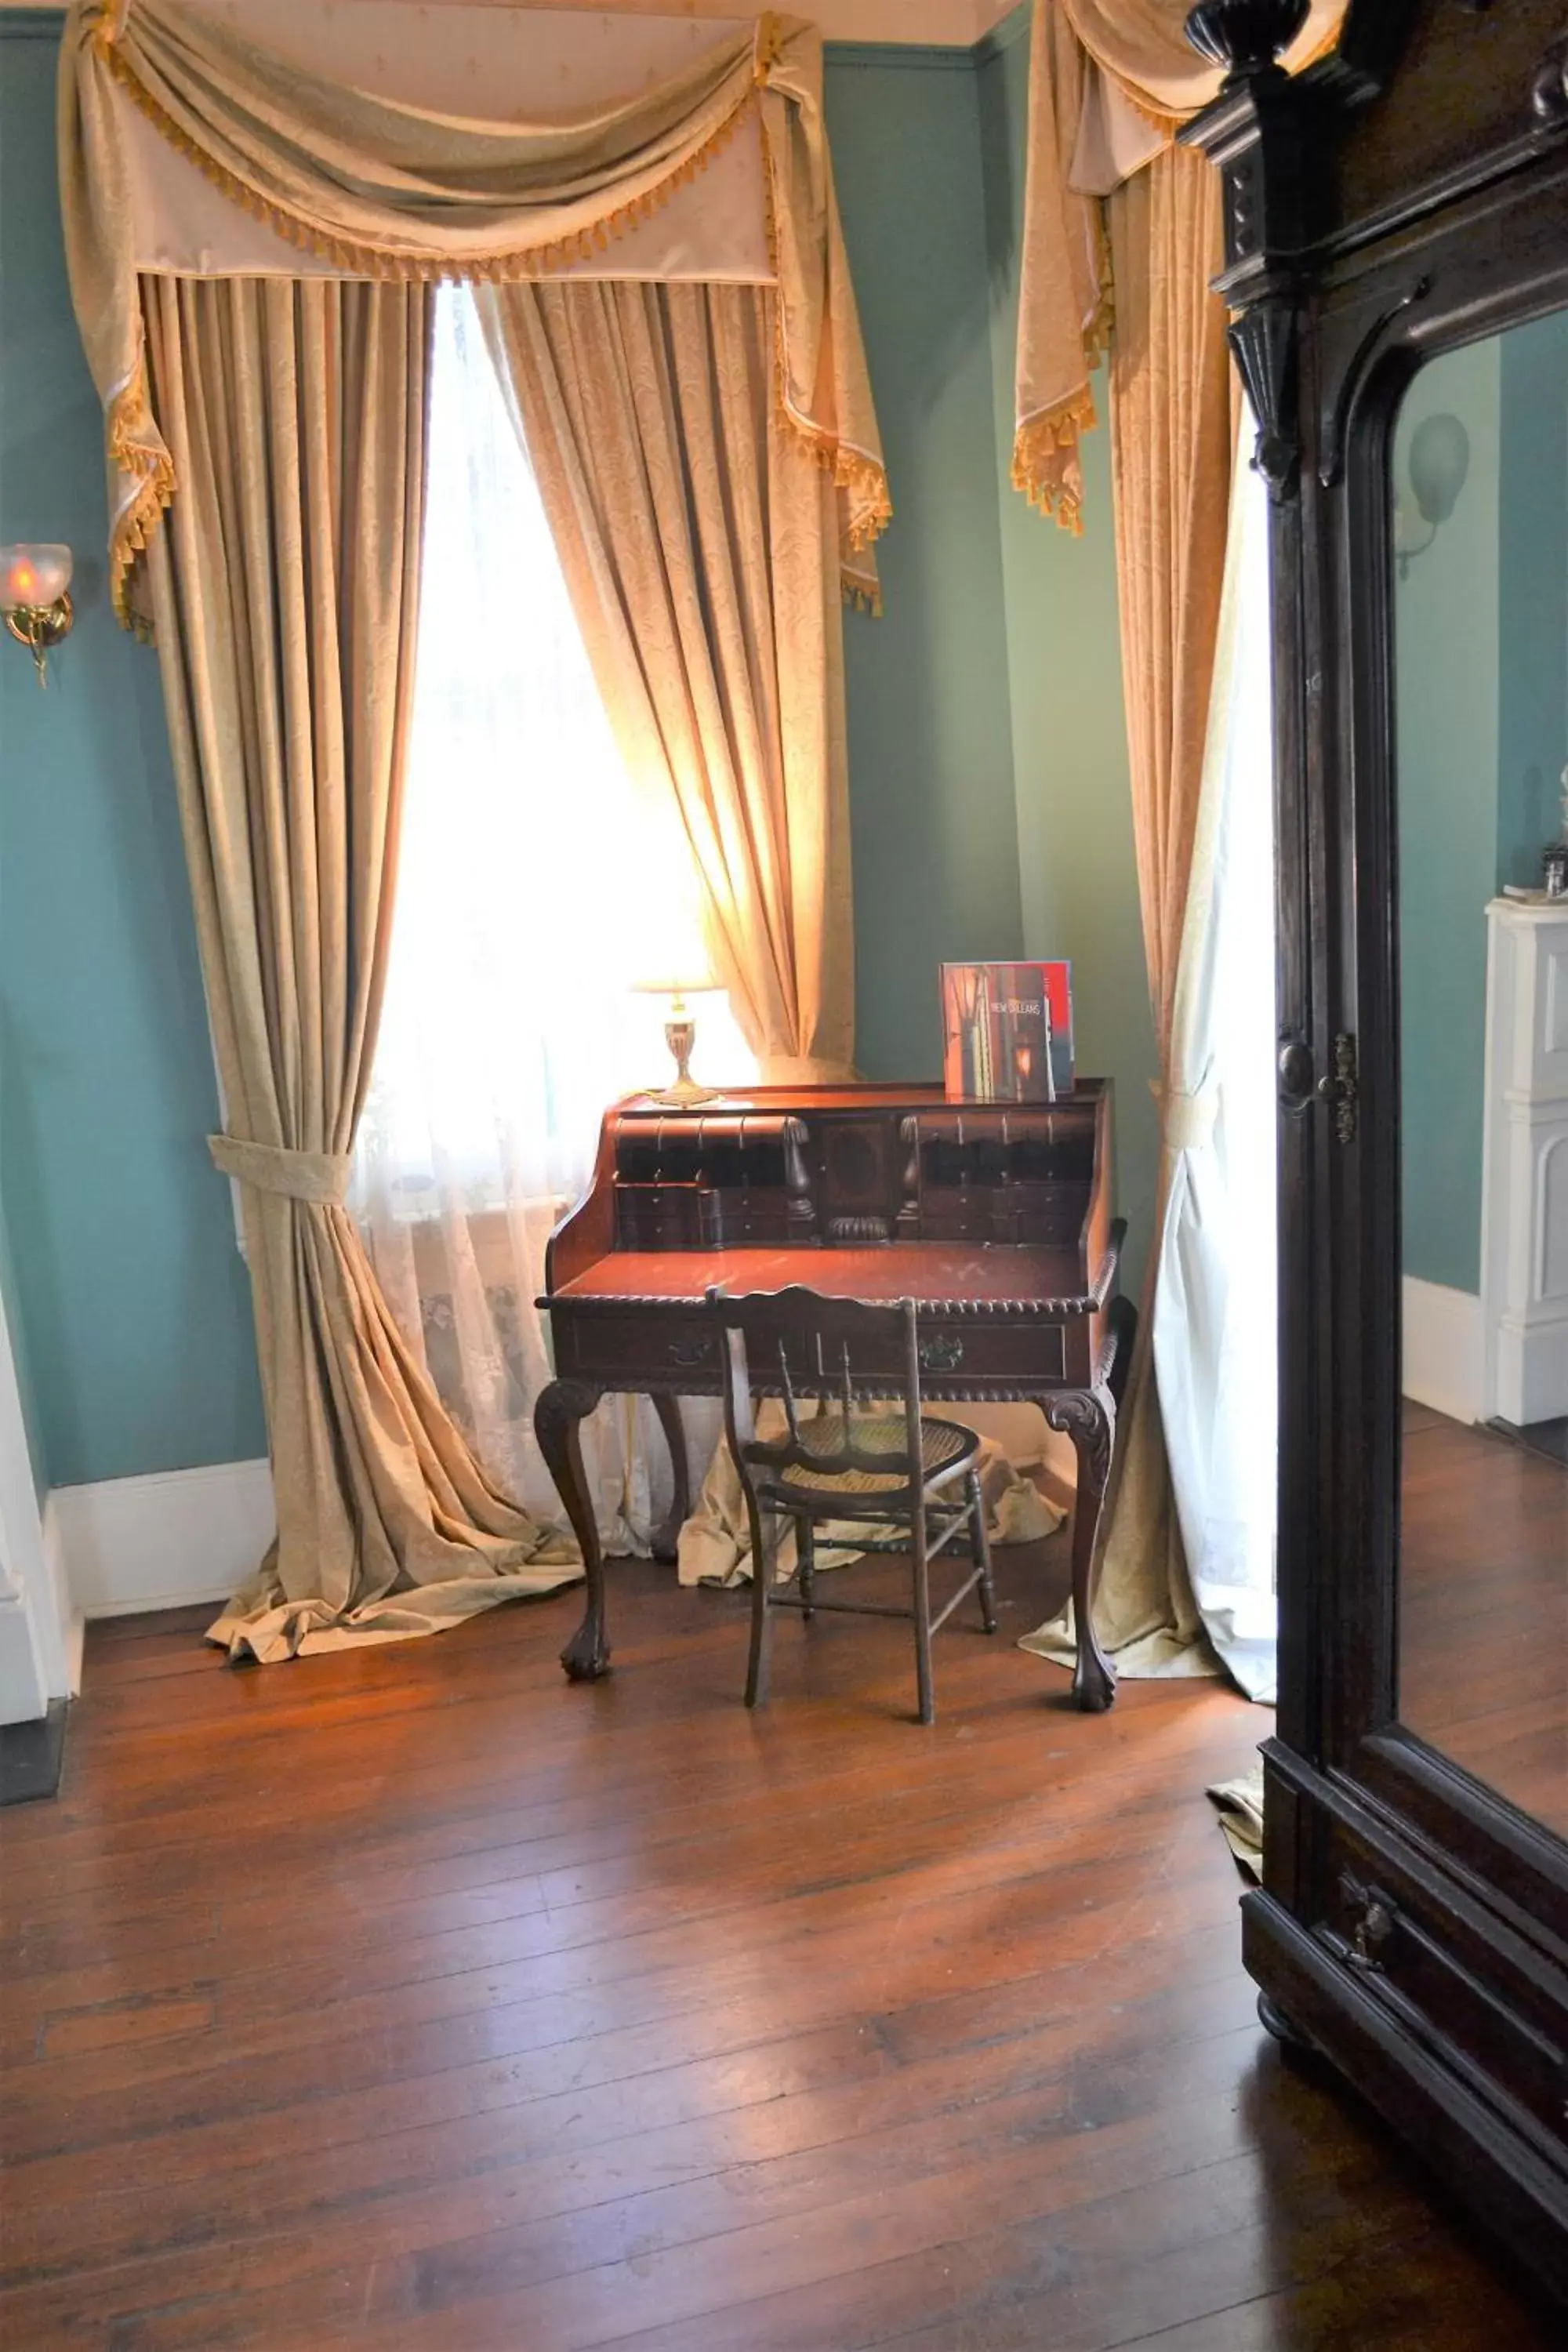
631,970,717,999
0,544,72,608
1407,415,1470,526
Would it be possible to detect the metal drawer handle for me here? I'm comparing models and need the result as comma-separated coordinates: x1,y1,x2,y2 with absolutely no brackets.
1339,1872,1396,1972
919,1334,964,1374
668,1338,712,1367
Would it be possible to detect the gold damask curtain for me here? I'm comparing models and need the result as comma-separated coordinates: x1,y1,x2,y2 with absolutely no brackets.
141,275,579,1660
59,2,887,626
1011,0,1341,527
1014,0,1341,1684
479,278,854,1080
58,4,884,1655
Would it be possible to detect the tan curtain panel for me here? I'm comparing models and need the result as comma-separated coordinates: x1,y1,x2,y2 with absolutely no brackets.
479,278,854,1080
1014,2,1341,1684
58,2,887,627
141,274,579,1660
1080,140,1235,1678
1011,0,1343,524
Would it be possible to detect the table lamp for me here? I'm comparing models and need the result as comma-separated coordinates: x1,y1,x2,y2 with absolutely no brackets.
633,969,722,1107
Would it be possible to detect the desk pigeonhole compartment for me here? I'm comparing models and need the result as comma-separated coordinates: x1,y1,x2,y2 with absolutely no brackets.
898,1107,1096,1253
613,1113,813,1250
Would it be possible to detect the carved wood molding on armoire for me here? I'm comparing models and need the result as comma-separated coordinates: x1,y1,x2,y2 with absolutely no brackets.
1183,0,1568,2305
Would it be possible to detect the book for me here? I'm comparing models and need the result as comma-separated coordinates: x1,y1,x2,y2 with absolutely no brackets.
941,960,1074,1103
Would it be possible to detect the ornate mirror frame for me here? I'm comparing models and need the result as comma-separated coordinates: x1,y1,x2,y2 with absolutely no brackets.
1186,0,1568,2296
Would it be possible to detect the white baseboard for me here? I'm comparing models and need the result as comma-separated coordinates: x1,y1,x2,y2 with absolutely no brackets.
45,1458,275,1621
1494,1306,1568,1428
1402,1277,1483,1426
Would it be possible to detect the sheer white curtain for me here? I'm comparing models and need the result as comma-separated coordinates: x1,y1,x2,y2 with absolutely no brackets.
1152,447,1279,1700
354,285,756,1548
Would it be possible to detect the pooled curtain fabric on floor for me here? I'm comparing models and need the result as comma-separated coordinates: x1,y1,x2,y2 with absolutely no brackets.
140,275,579,1659
478,276,855,1080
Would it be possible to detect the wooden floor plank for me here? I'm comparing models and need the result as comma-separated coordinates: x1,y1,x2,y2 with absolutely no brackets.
0,1539,1552,2350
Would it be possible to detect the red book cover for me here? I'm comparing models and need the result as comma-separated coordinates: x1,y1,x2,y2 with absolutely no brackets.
940,961,1074,1102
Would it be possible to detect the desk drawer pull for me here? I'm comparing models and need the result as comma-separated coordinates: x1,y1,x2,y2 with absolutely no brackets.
919,1334,964,1374
668,1337,713,1367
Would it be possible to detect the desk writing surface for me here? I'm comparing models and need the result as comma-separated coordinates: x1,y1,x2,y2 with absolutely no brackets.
550,1242,1091,1310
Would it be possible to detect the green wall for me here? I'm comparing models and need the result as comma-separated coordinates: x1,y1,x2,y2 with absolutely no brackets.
0,14,268,1488
0,9,1149,1497
977,13,1159,1288
826,46,1023,1080
1396,318,1568,1297
1396,340,1502,1298
1497,311,1568,891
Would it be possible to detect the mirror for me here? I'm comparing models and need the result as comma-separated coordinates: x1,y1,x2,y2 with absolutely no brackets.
1394,313,1568,1835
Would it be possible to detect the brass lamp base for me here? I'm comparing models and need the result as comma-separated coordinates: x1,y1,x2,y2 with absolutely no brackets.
5,591,73,687
642,1011,719,1108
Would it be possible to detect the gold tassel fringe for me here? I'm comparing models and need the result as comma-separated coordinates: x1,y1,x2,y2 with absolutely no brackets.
107,358,176,629
1011,381,1100,535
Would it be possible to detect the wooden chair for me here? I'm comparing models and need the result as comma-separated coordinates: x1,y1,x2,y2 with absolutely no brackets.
707,1284,997,1724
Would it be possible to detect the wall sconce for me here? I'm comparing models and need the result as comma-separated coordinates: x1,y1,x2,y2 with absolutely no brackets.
0,545,74,686
1393,415,1471,582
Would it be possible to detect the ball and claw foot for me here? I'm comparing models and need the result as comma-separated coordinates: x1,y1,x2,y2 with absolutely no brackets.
1072,1654,1118,1713
560,1617,611,1682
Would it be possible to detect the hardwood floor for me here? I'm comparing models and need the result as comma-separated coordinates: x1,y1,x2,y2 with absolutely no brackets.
1401,1400,1568,1836
0,1534,1557,2350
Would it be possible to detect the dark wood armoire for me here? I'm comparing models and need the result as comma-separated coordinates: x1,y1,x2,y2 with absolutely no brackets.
1184,0,1568,2303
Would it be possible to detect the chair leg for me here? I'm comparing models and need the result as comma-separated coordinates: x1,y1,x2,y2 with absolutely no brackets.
967,1467,997,1634
795,1514,815,1621
744,1496,776,1710
911,1503,935,1726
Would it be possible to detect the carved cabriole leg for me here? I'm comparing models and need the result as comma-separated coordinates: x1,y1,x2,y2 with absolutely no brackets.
648,1391,690,1566
535,1377,609,1681
1042,1385,1118,1713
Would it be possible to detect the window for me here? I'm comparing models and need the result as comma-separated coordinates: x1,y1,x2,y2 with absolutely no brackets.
353,286,753,1532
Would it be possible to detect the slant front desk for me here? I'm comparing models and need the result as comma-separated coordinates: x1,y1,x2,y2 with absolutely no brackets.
536,1081,1131,1708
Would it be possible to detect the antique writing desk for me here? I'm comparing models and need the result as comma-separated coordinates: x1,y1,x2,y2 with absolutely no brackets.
535,1080,1131,1709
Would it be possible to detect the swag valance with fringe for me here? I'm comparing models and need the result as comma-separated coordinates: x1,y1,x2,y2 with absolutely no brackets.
1011,0,1343,532
59,0,889,623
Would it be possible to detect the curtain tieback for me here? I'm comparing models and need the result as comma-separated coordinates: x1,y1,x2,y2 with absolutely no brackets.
208,1134,352,1205
1154,1081,1219,1153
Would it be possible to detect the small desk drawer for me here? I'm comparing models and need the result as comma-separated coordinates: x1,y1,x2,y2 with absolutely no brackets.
913,1321,1069,1386
551,1307,719,1385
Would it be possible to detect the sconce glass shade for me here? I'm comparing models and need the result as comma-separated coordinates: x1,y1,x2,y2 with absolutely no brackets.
1407,415,1471,526
0,544,73,608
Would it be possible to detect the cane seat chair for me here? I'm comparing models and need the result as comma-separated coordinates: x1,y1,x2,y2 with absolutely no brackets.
708,1284,997,1725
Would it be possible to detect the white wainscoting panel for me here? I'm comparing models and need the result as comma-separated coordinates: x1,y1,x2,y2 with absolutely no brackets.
1402,1278,1483,1427
47,1459,275,1620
